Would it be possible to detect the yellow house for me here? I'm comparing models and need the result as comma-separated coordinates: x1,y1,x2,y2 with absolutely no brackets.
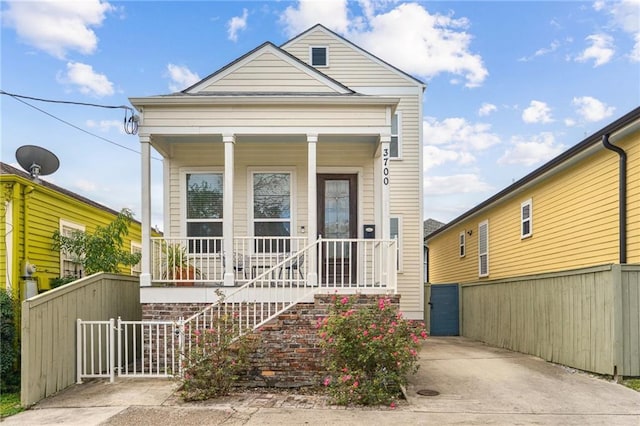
425,107,640,377
0,162,146,301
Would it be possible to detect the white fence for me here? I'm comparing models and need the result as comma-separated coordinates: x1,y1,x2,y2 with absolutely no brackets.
77,317,181,382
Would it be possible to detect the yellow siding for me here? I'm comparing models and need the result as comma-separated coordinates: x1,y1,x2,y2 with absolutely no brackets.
429,143,634,284
282,28,416,88
199,51,338,93
624,132,640,264
0,174,144,298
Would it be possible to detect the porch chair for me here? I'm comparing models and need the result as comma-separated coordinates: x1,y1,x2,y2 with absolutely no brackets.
279,253,305,279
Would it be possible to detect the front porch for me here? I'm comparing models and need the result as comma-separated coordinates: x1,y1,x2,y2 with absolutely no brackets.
145,235,397,303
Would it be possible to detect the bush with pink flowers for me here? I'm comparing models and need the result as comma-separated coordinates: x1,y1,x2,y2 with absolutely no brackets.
179,314,255,401
318,295,428,406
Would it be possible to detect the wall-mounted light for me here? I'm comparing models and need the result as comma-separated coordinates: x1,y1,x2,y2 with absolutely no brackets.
467,230,473,236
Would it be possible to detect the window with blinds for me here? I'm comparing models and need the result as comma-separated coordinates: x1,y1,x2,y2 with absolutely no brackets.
60,220,85,278
521,199,532,239
478,220,489,277
186,172,223,253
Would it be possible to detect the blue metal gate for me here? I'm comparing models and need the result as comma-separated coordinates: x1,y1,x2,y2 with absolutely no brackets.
429,284,459,336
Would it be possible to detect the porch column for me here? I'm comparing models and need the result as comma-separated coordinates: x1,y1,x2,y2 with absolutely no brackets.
223,134,235,286
140,134,151,287
379,134,391,240
307,134,318,286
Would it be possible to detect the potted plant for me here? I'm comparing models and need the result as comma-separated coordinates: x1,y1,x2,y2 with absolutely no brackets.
162,243,201,286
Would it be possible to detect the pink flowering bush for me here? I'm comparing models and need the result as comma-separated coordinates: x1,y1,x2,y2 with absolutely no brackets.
179,313,255,401
318,295,428,406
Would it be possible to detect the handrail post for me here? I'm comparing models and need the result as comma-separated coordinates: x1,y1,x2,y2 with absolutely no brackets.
178,317,185,377
109,318,115,383
76,319,82,384
117,317,122,378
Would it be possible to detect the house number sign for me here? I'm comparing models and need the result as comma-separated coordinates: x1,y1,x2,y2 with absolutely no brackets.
383,147,390,186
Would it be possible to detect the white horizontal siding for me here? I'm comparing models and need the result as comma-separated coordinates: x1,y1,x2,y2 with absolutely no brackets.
200,52,337,93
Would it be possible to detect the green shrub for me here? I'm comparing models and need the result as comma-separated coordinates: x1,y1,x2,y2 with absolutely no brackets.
0,290,20,393
179,313,255,401
318,295,428,406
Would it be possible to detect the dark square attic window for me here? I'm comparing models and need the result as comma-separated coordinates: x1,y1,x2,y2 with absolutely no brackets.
311,47,327,67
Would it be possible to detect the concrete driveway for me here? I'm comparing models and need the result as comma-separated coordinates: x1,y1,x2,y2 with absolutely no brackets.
4,337,639,425
405,337,640,424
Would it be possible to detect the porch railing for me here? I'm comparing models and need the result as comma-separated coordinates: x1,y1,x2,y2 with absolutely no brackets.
150,236,397,290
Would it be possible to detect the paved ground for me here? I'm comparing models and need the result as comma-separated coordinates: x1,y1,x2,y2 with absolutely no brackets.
3,337,640,425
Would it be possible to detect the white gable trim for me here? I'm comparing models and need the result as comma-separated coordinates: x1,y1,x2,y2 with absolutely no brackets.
282,25,426,90
185,43,351,95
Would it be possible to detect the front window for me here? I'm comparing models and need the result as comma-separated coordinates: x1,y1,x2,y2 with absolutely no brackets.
478,220,489,277
459,232,466,257
391,112,401,158
60,220,85,278
521,199,532,239
186,172,223,253
253,172,291,253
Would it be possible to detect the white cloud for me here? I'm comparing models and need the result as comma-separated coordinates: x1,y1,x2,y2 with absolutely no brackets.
597,0,640,61
564,118,577,127
227,8,248,42
575,33,615,66
166,64,200,92
478,103,497,116
518,40,560,62
281,0,350,36
423,117,500,151
572,96,615,122
423,145,475,172
86,119,122,133
522,100,554,124
498,132,565,167
2,0,113,59
280,1,488,88
57,62,114,97
424,174,493,195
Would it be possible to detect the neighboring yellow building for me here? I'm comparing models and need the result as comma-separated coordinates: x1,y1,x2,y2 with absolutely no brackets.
424,107,640,377
1,162,147,301
427,106,640,284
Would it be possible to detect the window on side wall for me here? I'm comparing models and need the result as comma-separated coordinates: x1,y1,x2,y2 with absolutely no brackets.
185,172,223,254
252,171,292,253
390,216,403,272
59,220,85,279
130,242,142,276
310,46,328,67
478,220,489,277
521,199,532,239
390,112,402,159
459,232,466,258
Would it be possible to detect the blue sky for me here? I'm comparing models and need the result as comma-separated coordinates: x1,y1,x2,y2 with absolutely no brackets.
2,0,639,230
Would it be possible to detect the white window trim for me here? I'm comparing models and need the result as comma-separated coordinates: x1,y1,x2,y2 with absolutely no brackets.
459,231,466,258
179,167,224,238
521,198,533,239
309,45,329,67
478,220,489,278
130,241,142,275
59,219,85,278
391,111,402,160
390,215,403,273
247,167,297,242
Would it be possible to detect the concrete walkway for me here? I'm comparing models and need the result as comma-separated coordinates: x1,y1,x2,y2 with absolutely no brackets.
3,337,639,425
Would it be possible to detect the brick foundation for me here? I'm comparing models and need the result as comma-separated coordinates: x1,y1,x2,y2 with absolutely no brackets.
141,293,400,388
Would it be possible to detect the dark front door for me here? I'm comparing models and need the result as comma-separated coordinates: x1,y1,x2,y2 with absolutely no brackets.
317,174,357,284
429,284,460,336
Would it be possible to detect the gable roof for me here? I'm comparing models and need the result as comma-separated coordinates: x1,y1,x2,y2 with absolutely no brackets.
182,41,355,95
281,24,426,90
1,161,122,218
426,106,640,241
424,218,446,238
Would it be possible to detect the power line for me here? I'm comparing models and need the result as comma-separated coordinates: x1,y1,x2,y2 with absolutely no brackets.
2,90,161,160
1,89,139,134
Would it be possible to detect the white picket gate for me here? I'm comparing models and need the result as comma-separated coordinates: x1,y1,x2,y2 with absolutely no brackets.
76,317,183,383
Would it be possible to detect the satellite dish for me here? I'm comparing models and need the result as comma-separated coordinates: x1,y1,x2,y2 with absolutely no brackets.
16,145,60,182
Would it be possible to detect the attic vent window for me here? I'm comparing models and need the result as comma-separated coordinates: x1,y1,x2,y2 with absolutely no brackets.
310,46,328,67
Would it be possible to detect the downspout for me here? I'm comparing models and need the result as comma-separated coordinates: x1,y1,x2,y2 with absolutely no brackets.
602,134,627,264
